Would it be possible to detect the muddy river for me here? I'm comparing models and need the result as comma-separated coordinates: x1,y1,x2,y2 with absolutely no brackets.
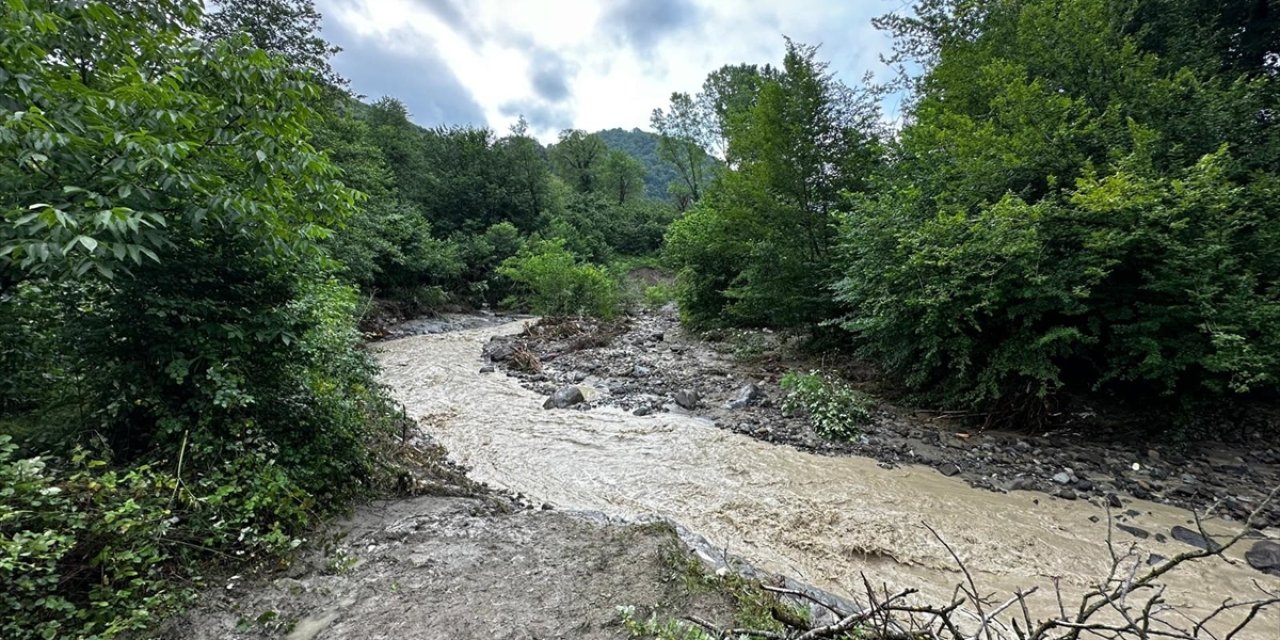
374,321,1278,637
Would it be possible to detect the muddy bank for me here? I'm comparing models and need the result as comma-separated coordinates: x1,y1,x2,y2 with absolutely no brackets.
161,496,752,640
488,309,1280,529
375,319,1279,638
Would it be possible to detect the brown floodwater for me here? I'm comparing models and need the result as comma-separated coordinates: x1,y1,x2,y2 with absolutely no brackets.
374,321,1279,638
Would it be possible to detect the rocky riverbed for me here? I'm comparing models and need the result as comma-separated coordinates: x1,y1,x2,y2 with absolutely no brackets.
486,307,1280,533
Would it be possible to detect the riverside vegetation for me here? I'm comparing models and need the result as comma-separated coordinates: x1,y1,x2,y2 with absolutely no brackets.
2,0,1278,638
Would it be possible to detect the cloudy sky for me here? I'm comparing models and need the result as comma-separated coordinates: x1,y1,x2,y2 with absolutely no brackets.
315,0,905,142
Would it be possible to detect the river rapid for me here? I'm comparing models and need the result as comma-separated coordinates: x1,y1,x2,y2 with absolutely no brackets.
373,320,1278,637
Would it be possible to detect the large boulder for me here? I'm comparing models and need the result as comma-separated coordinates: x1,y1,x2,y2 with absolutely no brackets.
1246,540,1280,576
483,338,517,362
674,389,700,410
543,386,585,410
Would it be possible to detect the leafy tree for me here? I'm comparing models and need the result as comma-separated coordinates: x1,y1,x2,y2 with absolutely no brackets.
201,0,345,87
699,63,776,161
651,92,714,204
2,0,346,281
600,149,647,204
550,128,608,193
0,3,400,635
666,40,882,328
596,127,684,199
500,117,553,224
835,0,1280,421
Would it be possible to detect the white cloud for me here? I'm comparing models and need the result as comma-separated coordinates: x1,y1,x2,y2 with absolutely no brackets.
318,0,902,142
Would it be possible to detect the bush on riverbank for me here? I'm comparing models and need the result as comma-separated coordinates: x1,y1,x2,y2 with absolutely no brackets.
780,371,873,441
498,239,621,318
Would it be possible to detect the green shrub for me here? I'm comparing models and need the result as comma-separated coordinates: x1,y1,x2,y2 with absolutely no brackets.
664,201,743,328
643,283,677,308
0,428,330,640
836,150,1280,413
0,437,185,640
497,239,619,318
0,4,407,637
779,371,872,441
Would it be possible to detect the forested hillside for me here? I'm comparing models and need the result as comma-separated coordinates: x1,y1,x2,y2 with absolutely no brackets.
2,0,1277,637
596,127,682,201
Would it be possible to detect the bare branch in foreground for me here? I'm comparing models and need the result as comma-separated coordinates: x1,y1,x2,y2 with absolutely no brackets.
706,485,1280,640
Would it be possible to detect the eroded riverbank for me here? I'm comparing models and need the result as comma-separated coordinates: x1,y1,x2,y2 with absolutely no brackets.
374,319,1280,638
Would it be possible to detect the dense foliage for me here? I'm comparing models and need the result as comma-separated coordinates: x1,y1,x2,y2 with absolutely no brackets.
658,1,1278,427
835,0,1280,417
1,0,685,629
597,127,684,200
664,40,883,328
498,239,620,318
2,1,403,636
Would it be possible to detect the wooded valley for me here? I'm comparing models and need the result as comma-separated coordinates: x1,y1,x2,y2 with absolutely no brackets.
1,0,1277,637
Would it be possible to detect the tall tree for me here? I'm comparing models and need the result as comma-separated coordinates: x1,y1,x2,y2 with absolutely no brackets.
599,149,647,204
550,129,607,193
665,40,882,328
499,117,552,228
698,63,775,162
651,92,712,205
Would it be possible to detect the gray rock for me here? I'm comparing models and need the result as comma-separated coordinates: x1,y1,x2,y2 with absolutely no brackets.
630,365,651,378
726,384,764,410
674,389,700,410
1170,525,1221,552
1117,524,1150,539
1053,488,1078,500
633,406,655,417
1245,540,1280,575
483,339,516,362
1052,472,1073,485
1105,493,1124,509
543,386,585,410
479,365,495,374
1147,554,1167,566
939,463,961,477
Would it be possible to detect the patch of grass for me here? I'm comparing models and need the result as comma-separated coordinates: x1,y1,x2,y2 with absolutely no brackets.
617,543,808,639
643,283,677,309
